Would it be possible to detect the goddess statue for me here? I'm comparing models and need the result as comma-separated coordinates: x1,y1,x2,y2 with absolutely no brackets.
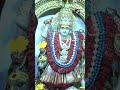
36,4,85,90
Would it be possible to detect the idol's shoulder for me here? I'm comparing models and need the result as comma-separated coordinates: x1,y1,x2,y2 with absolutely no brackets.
73,31,84,39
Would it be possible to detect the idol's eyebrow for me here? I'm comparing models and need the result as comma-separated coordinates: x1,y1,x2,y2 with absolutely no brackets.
61,27,69,29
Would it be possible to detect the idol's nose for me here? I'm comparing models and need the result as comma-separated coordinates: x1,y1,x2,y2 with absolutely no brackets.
63,31,66,33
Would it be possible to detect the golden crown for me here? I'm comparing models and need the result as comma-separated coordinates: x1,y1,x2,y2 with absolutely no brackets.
58,3,75,27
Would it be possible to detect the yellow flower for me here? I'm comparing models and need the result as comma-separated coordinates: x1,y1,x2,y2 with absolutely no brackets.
8,36,28,53
35,83,45,90
15,36,28,53
8,39,17,52
38,41,47,49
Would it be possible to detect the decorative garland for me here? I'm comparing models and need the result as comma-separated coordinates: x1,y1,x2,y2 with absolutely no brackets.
86,12,117,90
46,31,83,73
50,32,79,67
27,15,38,86
92,12,117,90
26,12,118,89
86,12,105,89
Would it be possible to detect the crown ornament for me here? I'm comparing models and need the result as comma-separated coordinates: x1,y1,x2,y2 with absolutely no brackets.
49,0,79,31
58,0,75,28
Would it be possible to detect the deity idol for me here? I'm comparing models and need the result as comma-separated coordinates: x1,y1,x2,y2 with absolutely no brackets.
37,5,85,89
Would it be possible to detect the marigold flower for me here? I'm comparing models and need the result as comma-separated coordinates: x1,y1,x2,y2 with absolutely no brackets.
8,36,28,53
15,36,28,53
35,83,45,90
8,39,17,52
38,41,47,49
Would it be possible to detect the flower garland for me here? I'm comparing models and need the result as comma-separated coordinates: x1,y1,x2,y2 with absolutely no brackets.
50,32,79,67
27,15,38,86
86,12,105,89
91,12,117,90
46,31,83,73
86,12,117,90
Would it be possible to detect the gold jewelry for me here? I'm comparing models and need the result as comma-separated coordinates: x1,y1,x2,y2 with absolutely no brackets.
58,2,75,27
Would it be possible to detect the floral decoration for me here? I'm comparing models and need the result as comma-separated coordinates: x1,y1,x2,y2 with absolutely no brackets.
8,39,17,53
27,15,38,86
8,36,28,53
46,31,83,73
38,41,47,49
85,12,117,90
35,83,45,90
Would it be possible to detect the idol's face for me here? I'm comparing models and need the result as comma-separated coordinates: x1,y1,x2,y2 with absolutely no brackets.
59,27,70,37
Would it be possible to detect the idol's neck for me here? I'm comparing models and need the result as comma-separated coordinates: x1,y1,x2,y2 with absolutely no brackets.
60,34,71,40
